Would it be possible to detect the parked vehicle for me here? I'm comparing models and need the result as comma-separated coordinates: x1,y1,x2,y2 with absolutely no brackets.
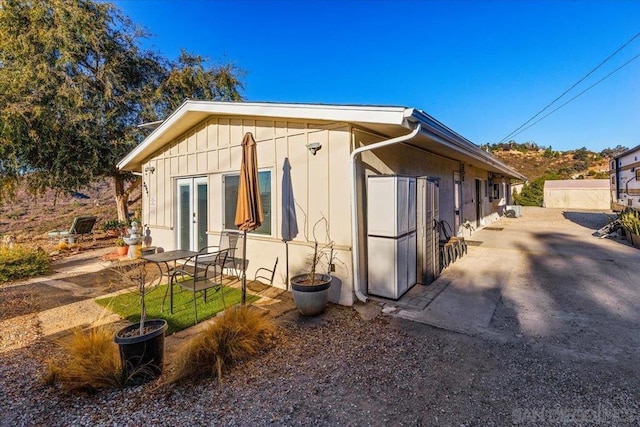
610,145,640,211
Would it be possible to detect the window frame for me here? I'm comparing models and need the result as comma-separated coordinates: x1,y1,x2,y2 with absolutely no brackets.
222,169,273,236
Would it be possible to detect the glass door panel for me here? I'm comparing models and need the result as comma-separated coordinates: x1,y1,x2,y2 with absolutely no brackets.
196,179,208,250
176,177,208,251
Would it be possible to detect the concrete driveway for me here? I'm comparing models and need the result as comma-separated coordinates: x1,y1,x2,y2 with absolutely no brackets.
395,207,640,364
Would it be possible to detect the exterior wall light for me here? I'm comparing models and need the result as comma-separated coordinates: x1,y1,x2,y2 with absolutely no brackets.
306,142,322,155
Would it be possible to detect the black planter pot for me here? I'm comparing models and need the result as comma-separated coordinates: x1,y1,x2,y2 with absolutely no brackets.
290,274,332,316
114,319,168,385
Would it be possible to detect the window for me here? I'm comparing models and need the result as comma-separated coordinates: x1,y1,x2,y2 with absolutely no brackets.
492,183,501,199
223,171,272,235
636,169,640,181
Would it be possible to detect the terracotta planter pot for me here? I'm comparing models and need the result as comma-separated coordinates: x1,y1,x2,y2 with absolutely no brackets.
116,245,128,256
290,273,332,316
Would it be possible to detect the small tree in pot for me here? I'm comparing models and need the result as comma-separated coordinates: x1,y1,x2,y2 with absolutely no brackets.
113,260,167,385
290,217,336,315
114,237,128,256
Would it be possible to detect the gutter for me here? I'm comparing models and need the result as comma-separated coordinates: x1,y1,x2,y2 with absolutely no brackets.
350,124,422,303
407,109,527,181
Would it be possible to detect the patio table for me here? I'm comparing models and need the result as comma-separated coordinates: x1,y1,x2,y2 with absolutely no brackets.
142,249,199,312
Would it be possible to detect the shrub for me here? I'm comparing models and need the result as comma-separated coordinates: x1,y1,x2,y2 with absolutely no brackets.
6,208,27,219
0,245,50,283
167,306,277,385
44,326,124,393
101,219,127,233
620,209,640,235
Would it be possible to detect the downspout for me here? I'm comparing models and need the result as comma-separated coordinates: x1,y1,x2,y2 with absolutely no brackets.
350,123,422,302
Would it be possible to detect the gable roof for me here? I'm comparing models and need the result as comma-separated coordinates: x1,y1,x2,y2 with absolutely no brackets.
118,100,526,180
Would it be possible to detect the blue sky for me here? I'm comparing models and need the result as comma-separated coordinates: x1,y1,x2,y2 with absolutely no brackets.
112,0,639,152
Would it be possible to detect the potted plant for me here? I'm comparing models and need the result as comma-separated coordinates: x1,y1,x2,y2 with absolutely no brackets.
620,209,640,248
113,260,168,385
290,217,334,316
102,219,127,237
114,237,128,256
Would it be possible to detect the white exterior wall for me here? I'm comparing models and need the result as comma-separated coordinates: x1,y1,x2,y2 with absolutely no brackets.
140,117,354,306
354,127,511,292
138,116,521,306
543,181,611,209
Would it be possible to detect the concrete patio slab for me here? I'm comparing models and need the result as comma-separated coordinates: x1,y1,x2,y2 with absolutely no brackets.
391,207,640,363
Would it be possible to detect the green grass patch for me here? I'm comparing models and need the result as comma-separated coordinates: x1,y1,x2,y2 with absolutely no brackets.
96,284,258,335
0,245,50,283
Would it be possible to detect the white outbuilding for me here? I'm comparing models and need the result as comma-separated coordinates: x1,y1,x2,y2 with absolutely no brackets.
543,179,610,210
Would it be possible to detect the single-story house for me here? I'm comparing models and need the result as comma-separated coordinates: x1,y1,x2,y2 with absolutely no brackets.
543,179,610,210
118,101,526,306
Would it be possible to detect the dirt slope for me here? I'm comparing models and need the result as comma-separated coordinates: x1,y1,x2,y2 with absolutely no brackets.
0,179,140,245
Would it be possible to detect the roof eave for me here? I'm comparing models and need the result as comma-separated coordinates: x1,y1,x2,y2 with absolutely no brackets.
118,101,527,181
117,101,410,171
406,109,527,181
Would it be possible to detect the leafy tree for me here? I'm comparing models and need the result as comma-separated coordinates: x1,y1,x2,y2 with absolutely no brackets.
0,0,244,220
513,173,562,206
151,51,243,119
514,178,545,206
543,146,554,158
600,145,628,159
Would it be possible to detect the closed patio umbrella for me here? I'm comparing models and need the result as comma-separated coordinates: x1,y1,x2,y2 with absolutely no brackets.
235,132,263,304
281,158,298,289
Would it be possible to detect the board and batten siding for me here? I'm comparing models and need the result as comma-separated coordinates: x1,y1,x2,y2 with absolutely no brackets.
355,128,506,239
140,116,354,305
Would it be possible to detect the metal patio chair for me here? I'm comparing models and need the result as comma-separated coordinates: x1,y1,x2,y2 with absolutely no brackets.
168,249,230,324
254,257,279,285
199,231,245,280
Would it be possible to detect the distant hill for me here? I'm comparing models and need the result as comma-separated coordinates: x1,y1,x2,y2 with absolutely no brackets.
485,142,627,206
485,143,626,181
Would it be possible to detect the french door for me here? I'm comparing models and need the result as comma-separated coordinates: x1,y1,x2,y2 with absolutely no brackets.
176,177,208,251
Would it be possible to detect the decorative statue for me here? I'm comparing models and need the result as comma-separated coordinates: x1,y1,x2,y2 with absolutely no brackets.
143,225,152,248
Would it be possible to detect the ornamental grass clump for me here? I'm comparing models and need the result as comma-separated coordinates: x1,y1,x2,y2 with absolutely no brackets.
620,209,640,235
167,306,277,385
0,245,49,283
44,326,124,393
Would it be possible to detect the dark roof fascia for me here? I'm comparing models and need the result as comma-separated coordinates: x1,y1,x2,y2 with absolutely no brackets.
406,109,528,181
614,144,640,160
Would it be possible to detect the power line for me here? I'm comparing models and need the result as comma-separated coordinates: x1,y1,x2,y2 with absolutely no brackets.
508,51,640,140
498,31,640,143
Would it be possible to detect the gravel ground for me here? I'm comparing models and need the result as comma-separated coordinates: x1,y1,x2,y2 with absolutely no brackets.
1,207,638,426
1,303,638,426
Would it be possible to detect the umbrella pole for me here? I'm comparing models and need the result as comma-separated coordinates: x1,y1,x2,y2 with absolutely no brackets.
242,230,247,305
285,242,289,291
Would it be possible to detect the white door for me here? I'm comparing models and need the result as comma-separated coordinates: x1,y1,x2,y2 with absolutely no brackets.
176,177,208,251
453,172,462,233
417,178,440,284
